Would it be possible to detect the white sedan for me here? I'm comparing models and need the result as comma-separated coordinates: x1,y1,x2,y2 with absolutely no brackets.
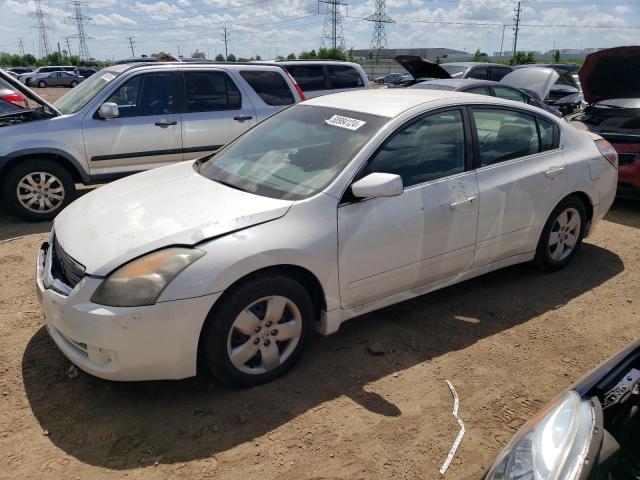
36,89,618,387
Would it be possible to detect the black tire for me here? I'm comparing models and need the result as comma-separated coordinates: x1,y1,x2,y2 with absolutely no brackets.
1,159,76,222
200,274,314,388
37,80,46,88
534,195,587,271
70,81,78,87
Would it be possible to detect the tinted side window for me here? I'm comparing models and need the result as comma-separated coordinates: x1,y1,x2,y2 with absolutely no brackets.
538,117,559,151
472,108,540,166
467,67,488,80
364,110,466,187
184,71,241,112
106,73,176,117
327,65,364,89
492,86,527,103
285,65,325,91
465,86,491,96
490,67,512,81
239,70,294,106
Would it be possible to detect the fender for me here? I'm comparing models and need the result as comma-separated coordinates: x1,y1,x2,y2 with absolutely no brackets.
0,147,90,183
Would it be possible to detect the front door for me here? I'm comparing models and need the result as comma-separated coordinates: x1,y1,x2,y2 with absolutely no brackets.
180,70,256,161
83,71,183,176
338,109,479,308
470,107,567,266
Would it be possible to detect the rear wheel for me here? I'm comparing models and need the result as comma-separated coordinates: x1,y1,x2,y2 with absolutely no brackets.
534,195,587,271
37,80,46,88
200,274,314,387
1,159,76,221
70,81,78,87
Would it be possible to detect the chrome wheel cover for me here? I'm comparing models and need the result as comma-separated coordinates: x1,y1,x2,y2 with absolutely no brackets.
549,207,581,261
226,295,302,375
16,172,65,213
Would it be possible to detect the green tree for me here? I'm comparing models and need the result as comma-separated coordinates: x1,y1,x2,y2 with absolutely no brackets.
286,52,296,60
347,47,354,62
553,49,561,62
255,54,262,60
215,53,225,61
298,49,317,60
317,47,345,60
526,52,536,63
23,54,37,66
473,49,483,62
191,49,205,59
511,51,533,65
226,53,236,62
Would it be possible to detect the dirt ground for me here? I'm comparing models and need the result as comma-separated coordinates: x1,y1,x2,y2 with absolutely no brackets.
0,87,639,479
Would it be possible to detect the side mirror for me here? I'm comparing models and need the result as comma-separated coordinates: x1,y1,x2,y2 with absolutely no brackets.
351,172,403,199
98,102,119,120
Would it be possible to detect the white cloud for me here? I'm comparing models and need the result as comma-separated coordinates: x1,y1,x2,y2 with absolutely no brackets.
93,13,137,26
614,5,632,14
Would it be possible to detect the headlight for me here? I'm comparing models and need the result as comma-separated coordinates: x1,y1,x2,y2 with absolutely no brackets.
486,391,595,480
91,247,205,307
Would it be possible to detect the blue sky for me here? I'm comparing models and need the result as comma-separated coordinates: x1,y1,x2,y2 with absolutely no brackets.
1,0,639,60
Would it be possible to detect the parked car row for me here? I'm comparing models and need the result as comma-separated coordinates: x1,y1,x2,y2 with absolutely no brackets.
7,65,98,87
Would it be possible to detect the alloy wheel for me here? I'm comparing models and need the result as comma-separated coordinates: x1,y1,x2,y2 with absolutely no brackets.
16,172,66,214
226,295,302,375
548,207,581,261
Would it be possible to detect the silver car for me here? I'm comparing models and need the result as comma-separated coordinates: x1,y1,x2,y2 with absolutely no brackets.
36,71,85,88
0,63,303,220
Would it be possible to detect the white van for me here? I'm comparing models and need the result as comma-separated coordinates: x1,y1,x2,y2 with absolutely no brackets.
256,60,369,98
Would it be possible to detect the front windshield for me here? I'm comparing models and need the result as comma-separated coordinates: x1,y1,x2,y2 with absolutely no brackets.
440,64,468,78
54,69,119,114
198,105,388,200
410,83,455,91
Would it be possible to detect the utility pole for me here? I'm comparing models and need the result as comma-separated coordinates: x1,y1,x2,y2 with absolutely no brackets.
57,41,62,57
65,36,73,57
512,1,522,62
127,36,136,57
66,1,92,61
30,0,52,58
222,27,229,59
320,0,345,52
499,24,507,57
18,38,25,57
364,0,395,63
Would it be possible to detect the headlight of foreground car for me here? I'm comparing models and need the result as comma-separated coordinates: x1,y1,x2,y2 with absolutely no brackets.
486,391,595,480
91,247,205,307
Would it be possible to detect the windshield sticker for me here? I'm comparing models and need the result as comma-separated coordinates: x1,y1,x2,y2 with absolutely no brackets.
325,115,366,131
101,72,115,82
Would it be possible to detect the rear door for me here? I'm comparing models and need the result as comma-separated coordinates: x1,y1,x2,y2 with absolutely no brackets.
82,71,183,175
470,106,566,266
466,67,489,80
238,69,296,121
179,69,257,161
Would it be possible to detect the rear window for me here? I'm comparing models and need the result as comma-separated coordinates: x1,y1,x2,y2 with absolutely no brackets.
490,67,512,81
285,65,325,92
240,70,294,106
327,65,364,89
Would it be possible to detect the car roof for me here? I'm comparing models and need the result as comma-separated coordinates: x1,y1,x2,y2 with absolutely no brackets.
303,88,474,117
254,60,362,67
443,62,510,68
113,61,288,75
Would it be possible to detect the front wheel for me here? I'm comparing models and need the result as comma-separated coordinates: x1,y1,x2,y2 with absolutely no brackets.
534,196,587,271
200,274,314,387
70,81,78,87
1,159,76,221
37,80,46,88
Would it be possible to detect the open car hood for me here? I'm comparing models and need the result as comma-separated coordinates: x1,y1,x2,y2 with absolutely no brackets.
394,55,452,80
579,46,640,105
0,68,60,115
501,67,559,101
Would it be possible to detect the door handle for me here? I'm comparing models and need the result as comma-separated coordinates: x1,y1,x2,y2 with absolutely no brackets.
233,115,253,122
154,119,177,128
449,196,476,210
545,166,565,178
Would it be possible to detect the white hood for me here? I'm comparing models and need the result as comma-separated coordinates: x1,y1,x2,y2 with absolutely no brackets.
501,67,559,101
54,162,293,275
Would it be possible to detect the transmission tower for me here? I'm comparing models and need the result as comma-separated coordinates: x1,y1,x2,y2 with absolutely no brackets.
127,36,136,57
364,0,395,62
18,38,25,57
320,0,345,52
66,1,92,61
30,0,52,58
512,1,522,61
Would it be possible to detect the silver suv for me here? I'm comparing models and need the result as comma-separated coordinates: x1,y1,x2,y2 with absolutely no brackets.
0,62,303,220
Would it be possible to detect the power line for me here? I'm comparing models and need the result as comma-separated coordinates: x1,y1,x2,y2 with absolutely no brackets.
320,0,345,51
364,0,395,62
127,36,135,57
30,0,52,58
66,1,92,61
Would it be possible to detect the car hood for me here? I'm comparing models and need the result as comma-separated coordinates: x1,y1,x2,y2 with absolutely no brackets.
501,67,559,101
54,161,294,276
579,46,640,104
394,55,452,80
0,69,60,115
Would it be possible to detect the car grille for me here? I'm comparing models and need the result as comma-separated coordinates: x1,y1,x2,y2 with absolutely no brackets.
618,153,638,166
52,237,85,288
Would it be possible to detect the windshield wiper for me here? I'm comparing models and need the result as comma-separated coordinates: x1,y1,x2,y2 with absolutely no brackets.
214,178,248,193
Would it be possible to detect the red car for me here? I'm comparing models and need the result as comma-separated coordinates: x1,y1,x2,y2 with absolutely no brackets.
569,46,640,199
